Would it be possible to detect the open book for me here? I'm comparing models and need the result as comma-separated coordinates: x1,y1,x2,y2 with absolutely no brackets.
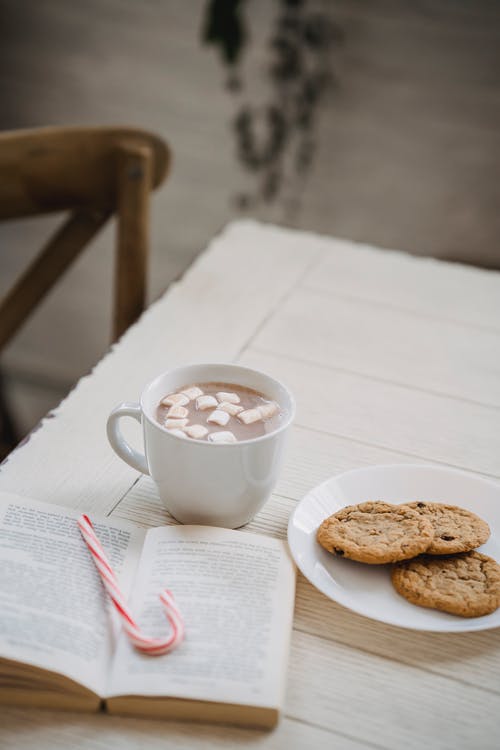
0,492,295,729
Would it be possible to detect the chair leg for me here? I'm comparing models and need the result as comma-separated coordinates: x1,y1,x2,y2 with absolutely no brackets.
0,370,18,460
114,142,153,341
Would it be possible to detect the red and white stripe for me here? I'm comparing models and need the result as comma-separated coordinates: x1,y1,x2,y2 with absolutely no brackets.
77,514,184,655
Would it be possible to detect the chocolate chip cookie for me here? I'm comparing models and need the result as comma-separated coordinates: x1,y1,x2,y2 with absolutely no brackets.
317,501,434,564
392,551,500,617
405,502,490,555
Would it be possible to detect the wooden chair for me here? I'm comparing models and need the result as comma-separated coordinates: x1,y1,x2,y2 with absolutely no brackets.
0,125,170,346
0,125,170,453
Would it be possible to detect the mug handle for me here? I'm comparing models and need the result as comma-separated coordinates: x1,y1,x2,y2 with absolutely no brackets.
107,402,150,475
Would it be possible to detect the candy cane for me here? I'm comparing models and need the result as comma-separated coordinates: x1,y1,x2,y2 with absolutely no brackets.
77,514,184,655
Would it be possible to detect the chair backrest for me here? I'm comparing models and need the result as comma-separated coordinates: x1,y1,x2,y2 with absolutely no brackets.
0,125,170,347
0,126,169,217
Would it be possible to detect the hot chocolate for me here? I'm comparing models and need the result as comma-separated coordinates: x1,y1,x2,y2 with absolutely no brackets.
156,381,283,443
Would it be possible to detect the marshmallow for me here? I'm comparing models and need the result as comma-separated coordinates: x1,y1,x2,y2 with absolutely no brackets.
184,424,208,439
164,418,188,429
161,392,189,407
196,394,218,411
216,391,240,404
218,401,244,416
207,409,230,426
237,408,262,425
180,386,204,401
168,428,187,438
259,401,279,419
167,405,188,419
208,431,237,444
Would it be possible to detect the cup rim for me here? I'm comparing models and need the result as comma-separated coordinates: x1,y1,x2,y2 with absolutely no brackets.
140,362,296,447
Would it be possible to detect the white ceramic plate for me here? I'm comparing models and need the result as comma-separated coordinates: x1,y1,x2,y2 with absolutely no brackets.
288,464,500,632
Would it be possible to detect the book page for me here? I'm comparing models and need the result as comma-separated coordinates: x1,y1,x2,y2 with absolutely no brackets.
0,492,145,696
107,525,296,708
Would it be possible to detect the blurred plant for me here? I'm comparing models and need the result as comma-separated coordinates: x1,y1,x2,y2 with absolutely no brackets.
203,0,247,77
203,0,342,213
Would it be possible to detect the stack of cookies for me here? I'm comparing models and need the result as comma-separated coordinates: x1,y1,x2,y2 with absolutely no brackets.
317,501,500,618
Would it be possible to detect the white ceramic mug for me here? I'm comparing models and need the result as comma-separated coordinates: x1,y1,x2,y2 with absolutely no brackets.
107,363,295,528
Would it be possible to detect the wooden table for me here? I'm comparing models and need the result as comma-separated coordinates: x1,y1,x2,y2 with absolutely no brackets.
1,221,499,749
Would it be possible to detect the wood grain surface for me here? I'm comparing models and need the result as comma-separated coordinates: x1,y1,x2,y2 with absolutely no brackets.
1,221,499,749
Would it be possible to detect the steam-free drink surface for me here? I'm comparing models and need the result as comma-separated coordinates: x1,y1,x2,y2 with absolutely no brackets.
156,382,284,443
